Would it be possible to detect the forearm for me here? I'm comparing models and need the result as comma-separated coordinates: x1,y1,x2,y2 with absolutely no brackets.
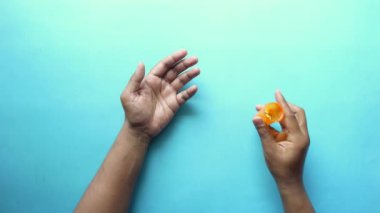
276,180,314,213
76,123,150,213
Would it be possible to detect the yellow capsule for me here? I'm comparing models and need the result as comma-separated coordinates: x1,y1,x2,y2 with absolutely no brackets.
257,102,284,125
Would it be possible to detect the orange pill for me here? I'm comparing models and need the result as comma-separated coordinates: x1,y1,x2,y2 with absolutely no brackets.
257,102,284,125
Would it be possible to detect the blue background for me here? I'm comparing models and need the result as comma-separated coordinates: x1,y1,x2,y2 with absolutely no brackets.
1,0,379,212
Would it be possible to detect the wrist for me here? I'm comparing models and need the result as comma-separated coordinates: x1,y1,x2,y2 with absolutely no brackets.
275,174,304,192
276,178,305,195
122,122,152,146
276,178,314,213
275,174,303,186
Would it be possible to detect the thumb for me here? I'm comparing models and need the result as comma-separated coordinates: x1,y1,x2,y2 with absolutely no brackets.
127,63,145,93
253,116,275,145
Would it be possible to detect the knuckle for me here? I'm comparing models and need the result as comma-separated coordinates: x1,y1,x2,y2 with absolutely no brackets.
179,76,187,85
179,62,187,70
183,73,191,80
166,71,175,80
160,61,169,69
185,90,190,98
257,127,269,137
178,95,185,105
181,92,189,101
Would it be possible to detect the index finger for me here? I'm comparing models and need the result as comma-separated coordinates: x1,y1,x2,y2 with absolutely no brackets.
275,90,301,133
288,103,309,137
150,49,188,77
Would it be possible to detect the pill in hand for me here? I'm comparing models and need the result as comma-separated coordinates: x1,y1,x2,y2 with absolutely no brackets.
257,102,284,125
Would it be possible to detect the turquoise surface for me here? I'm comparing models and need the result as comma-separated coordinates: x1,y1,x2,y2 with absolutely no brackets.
1,0,379,212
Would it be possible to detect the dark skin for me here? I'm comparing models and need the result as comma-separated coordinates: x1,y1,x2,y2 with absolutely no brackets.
253,90,314,213
75,49,200,213
75,51,314,213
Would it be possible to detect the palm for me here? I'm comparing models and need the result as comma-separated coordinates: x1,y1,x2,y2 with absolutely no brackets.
274,140,299,162
133,75,179,136
121,50,200,138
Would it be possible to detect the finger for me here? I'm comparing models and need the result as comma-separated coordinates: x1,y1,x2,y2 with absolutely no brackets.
150,49,188,77
256,105,263,111
276,132,288,141
252,116,275,147
267,125,280,138
177,85,198,106
258,120,288,142
126,63,145,93
288,103,308,136
275,90,301,133
254,106,282,138
172,68,200,91
164,56,198,82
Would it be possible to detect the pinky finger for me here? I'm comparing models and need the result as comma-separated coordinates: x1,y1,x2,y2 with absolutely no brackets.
177,85,198,106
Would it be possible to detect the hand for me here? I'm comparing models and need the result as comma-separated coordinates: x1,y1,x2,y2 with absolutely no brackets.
253,91,314,212
252,90,310,185
121,49,200,139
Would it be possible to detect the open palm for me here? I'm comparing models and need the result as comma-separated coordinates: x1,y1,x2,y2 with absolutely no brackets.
121,50,200,138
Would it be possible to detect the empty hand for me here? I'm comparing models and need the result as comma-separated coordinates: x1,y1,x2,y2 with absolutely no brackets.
121,49,200,139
